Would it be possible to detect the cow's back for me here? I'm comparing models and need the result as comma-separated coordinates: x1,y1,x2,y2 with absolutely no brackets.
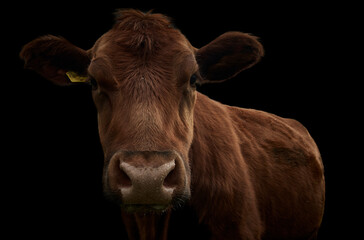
227,103,325,239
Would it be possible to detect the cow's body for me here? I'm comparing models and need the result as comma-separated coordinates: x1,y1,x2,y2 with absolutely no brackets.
20,9,325,240
191,93,324,239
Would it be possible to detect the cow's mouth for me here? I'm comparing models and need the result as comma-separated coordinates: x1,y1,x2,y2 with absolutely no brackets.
118,191,190,213
122,204,170,213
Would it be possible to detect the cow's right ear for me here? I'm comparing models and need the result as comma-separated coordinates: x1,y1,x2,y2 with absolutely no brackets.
20,35,90,86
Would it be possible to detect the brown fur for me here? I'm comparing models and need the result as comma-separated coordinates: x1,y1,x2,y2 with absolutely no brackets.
20,9,324,240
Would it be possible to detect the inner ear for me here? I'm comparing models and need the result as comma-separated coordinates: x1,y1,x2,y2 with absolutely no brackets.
196,31,264,83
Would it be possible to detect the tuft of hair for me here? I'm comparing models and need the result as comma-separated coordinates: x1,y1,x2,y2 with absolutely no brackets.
112,9,175,56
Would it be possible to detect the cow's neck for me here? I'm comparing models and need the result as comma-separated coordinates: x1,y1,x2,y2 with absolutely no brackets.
121,210,172,240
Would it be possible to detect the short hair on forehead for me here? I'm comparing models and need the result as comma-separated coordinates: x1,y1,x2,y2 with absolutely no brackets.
111,9,179,57
113,9,175,29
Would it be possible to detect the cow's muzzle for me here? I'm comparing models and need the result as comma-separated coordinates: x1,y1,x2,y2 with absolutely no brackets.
107,150,189,210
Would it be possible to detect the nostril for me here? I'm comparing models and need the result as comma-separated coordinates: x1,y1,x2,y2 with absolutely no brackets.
119,164,132,187
163,160,179,188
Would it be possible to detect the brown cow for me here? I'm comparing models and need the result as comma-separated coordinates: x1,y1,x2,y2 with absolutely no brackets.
20,9,325,240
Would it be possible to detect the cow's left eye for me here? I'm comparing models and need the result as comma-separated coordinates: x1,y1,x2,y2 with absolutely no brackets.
190,74,198,87
89,77,98,90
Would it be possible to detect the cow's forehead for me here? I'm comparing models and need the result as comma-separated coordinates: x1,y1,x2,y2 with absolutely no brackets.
88,11,198,89
92,28,194,58
89,29,197,84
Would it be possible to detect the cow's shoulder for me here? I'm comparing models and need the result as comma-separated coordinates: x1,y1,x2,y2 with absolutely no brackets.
227,106,321,168
228,106,310,138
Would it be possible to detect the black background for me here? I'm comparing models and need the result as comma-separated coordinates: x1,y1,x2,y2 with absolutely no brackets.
4,1,358,239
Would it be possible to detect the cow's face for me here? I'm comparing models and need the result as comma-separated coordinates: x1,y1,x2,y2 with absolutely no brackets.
20,10,263,212
90,19,198,211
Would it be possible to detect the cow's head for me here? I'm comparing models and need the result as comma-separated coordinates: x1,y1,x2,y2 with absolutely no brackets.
20,10,263,212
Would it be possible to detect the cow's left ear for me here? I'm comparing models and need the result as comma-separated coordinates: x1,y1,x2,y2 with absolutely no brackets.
196,32,264,83
20,35,90,86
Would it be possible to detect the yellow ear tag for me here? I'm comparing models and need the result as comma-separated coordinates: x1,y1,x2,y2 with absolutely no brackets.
66,71,88,83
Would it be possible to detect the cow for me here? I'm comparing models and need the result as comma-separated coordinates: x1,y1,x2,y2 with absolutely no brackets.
20,9,325,240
